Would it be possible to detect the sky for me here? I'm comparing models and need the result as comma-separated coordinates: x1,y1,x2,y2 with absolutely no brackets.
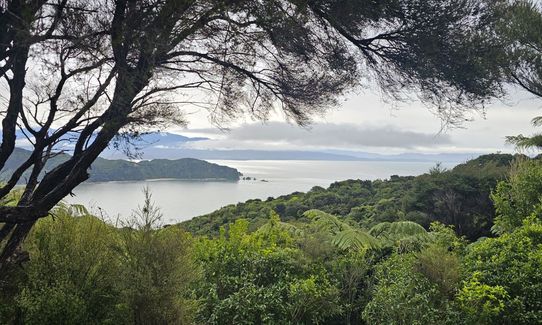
173,86,542,155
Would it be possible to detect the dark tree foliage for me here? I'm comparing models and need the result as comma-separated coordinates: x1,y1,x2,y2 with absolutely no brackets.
501,0,542,98
499,1,542,149
0,0,507,267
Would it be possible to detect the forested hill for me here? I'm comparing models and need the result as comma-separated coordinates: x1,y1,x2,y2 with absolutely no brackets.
2,148,241,182
88,157,241,182
182,153,525,240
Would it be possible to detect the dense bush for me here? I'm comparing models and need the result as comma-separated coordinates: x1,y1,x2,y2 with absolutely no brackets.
363,252,462,325
16,208,121,325
492,159,542,234
193,219,343,324
1,154,541,324
460,218,542,324
0,194,197,324
183,154,519,240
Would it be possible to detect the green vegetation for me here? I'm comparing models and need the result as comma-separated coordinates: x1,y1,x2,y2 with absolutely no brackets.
3,148,241,182
0,192,197,325
491,158,542,234
182,154,521,240
1,153,541,324
459,218,542,324
0,1,541,322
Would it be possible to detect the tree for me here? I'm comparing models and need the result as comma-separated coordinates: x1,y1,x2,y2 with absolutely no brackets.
500,1,542,149
502,0,542,98
362,223,465,325
0,190,199,324
193,218,342,324
362,252,461,325
491,159,542,234
459,217,542,324
116,189,198,324
0,0,508,267
8,204,122,324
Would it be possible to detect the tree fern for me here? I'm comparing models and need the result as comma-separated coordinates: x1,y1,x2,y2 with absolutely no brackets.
369,221,428,241
304,209,379,251
303,209,351,233
506,116,542,150
332,228,380,250
506,134,542,150
370,221,431,253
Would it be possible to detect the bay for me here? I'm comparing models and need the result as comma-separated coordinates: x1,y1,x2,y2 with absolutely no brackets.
67,160,456,224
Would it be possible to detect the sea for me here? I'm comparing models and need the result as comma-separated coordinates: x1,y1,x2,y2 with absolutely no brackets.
66,160,457,224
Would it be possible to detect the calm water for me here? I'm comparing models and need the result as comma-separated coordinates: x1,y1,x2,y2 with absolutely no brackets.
67,160,456,223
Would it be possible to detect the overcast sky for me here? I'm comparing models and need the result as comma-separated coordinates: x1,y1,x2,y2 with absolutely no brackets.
173,86,542,155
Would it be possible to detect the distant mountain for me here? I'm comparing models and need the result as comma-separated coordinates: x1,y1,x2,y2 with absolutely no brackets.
7,130,209,152
102,147,362,161
1,148,241,183
103,145,481,163
119,132,209,145
323,150,481,163
99,133,482,162
6,130,483,162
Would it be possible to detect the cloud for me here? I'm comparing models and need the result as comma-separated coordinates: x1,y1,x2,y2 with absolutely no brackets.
181,122,452,150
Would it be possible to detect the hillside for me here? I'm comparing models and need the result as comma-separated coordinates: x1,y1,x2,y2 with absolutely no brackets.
2,148,241,182
181,153,524,240
88,157,241,181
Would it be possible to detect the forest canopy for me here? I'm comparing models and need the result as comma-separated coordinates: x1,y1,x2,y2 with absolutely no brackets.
1,154,541,324
182,153,522,240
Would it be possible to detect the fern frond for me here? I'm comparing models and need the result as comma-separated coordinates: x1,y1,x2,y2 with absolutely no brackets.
532,116,542,127
332,228,380,251
303,209,351,233
506,134,542,149
370,221,427,240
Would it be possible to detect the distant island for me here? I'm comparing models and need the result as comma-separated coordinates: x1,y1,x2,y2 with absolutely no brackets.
2,148,241,183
